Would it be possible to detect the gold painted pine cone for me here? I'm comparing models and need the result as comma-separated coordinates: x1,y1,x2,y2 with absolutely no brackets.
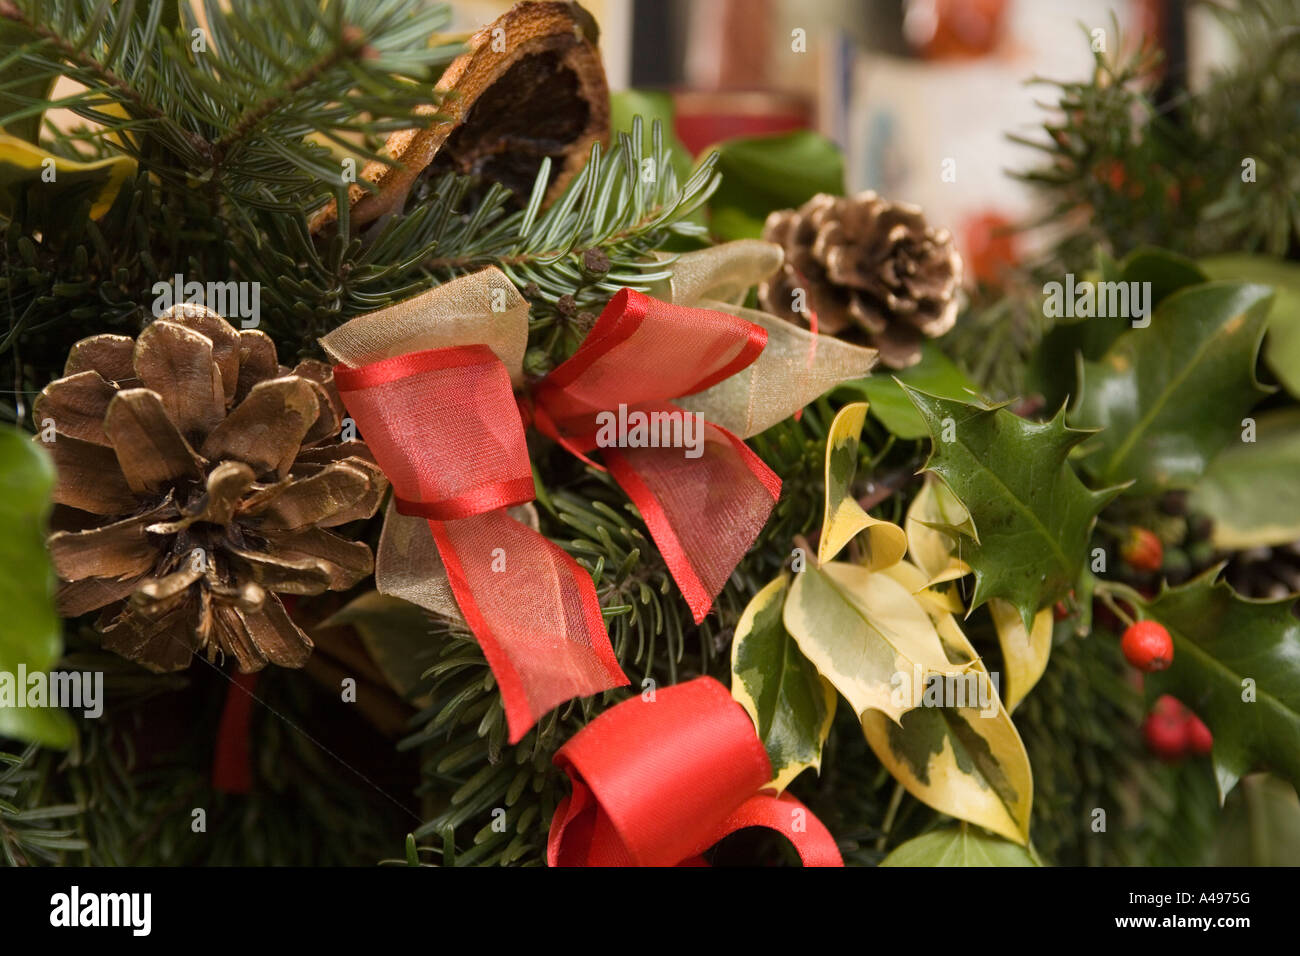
34,303,388,674
758,192,963,369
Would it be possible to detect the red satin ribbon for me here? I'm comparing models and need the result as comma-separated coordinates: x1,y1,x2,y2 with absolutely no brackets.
331,291,783,744
548,676,842,867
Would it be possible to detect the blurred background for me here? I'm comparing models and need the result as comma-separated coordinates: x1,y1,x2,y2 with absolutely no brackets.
448,0,1241,277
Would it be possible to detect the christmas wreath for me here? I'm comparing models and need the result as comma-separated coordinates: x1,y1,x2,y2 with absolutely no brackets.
2,0,1299,870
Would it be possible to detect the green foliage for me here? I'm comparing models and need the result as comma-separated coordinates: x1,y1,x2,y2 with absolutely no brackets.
879,824,1038,866
1142,572,1300,799
1190,409,1300,550
731,575,834,792
1014,2,1300,269
0,428,72,747
904,387,1119,629
0,746,86,865
839,343,976,440
0,0,461,212
1201,254,1300,398
704,130,844,241
1070,281,1274,495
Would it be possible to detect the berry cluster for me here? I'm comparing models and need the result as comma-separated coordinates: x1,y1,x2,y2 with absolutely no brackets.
1143,695,1214,762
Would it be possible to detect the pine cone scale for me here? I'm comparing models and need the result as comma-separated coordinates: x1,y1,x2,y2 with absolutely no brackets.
64,333,137,384
133,320,227,441
103,388,204,494
31,370,117,445
47,434,137,514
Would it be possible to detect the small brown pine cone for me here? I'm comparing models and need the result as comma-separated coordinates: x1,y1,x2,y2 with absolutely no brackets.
758,191,963,369
34,304,388,674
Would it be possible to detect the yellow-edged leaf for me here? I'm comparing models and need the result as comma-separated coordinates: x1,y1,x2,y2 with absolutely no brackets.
731,575,836,792
784,561,966,724
0,132,134,220
989,598,1053,712
819,402,906,569
905,474,974,585
864,560,1035,845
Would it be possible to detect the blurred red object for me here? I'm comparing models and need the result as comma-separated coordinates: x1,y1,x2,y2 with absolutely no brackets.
673,90,811,157
904,0,1008,60
962,210,1018,284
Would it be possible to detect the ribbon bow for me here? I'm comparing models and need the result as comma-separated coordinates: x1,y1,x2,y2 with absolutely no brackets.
548,676,843,866
320,242,876,742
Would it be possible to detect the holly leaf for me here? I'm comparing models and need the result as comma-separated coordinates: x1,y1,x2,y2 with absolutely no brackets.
904,473,973,586
731,575,835,792
1141,572,1300,800
1211,774,1300,866
902,386,1118,631
784,561,966,725
819,402,906,568
0,430,74,747
988,599,1053,713
880,825,1039,866
1070,281,1275,495
839,343,976,440
1028,247,1207,410
704,130,844,241
1201,254,1300,399
0,132,134,224
1189,408,1300,549
864,561,1035,845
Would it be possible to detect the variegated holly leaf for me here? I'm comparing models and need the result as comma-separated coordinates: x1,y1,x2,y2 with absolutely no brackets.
1141,571,1300,800
819,402,906,569
904,474,973,586
731,575,836,792
865,560,1034,845
0,132,134,223
784,561,966,725
989,598,1053,713
903,386,1119,631
880,824,1039,866
1070,281,1274,495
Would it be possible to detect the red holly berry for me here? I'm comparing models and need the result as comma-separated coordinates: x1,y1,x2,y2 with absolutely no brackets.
1121,620,1174,672
1122,527,1164,572
1185,713,1214,756
1153,693,1187,720
1143,706,1188,761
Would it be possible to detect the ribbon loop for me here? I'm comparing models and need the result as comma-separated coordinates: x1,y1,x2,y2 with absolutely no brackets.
535,291,780,622
548,677,843,867
333,342,627,742
537,288,767,438
333,345,534,521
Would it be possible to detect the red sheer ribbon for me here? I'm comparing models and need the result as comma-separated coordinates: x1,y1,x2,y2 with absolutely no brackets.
548,677,842,867
533,290,781,623
333,346,627,744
